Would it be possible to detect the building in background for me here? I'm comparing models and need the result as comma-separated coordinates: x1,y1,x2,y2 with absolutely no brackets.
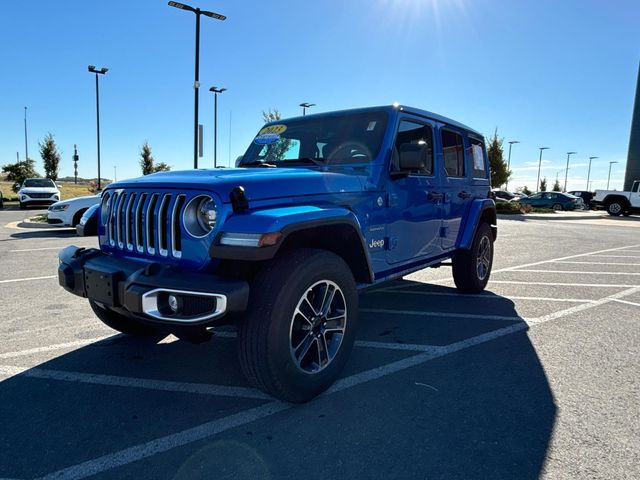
625,62,640,191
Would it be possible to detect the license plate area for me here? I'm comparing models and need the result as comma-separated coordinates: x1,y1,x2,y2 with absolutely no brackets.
84,267,122,307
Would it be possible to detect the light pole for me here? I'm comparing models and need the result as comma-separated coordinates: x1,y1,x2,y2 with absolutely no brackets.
88,65,108,191
209,86,226,168
505,140,519,190
300,102,315,116
24,106,29,161
586,156,598,191
564,151,576,192
607,161,618,190
168,1,226,170
537,147,549,192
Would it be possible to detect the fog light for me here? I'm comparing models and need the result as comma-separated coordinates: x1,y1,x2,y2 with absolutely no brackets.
168,295,179,313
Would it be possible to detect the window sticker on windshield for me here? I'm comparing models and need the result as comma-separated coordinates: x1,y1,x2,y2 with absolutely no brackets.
472,144,484,170
259,125,287,135
254,124,287,145
366,121,377,131
254,133,281,145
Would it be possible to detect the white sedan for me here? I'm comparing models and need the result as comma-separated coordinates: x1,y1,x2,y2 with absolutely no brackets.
48,194,101,227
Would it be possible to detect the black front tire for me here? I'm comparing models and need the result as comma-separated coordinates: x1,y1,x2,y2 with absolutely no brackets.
89,300,159,336
19,202,26,210
72,208,87,227
607,201,624,216
552,203,563,211
452,222,494,293
238,248,358,403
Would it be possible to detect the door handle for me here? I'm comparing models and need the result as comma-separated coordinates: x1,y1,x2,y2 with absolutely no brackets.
427,191,444,202
458,191,472,199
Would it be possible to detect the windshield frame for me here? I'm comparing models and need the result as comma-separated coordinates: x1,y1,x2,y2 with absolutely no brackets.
23,179,56,188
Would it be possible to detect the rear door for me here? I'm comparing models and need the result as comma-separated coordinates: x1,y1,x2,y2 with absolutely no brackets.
439,127,474,251
631,181,640,207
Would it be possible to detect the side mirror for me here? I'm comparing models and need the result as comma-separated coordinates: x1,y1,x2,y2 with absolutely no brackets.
235,156,243,168
14,183,20,190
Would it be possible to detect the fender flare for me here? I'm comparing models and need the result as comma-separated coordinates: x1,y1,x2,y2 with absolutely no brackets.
209,206,374,282
458,199,497,250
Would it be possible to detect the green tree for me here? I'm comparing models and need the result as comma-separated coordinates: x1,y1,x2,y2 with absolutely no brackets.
140,141,155,175
2,160,40,192
540,177,548,192
261,108,292,163
552,179,561,192
486,129,511,187
40,133,61,180
153,162,171,173
521,185,533,196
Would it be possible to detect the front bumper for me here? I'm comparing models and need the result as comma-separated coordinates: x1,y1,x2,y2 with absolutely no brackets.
58,246,249,326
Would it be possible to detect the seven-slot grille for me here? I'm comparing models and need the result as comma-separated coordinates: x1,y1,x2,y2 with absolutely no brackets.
105,190,186,259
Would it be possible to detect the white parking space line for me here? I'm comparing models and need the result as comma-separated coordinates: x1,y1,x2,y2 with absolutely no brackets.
353,340,440,352
554,261,640,266
0,338,114,359
612,299,640,308
374,290,595,303
360,308,521,322
588,255,640,258
488,281,639,288
10,247,69,252
0,365,270,400
512,269,640,276
0,275,56,284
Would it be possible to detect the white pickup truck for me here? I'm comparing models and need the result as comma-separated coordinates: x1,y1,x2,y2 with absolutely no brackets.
594,180,640,216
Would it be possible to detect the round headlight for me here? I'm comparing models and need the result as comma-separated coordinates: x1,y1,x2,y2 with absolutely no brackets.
197,198,217,231
184,195,217,238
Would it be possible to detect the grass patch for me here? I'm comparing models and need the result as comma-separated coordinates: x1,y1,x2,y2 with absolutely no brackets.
29,214,48,223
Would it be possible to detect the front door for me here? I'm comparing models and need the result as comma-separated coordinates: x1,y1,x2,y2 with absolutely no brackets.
386,119,443,264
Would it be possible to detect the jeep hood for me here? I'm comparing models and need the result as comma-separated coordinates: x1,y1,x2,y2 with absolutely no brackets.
110,168,364,202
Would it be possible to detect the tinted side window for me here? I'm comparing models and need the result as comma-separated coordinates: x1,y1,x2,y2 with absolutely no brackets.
468,137,487,178
632,182,639,193
393,120,434,176
441,130,465,177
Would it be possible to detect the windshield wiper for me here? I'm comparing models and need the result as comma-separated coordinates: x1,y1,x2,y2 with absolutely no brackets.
290,157,325,166
241,160,277,168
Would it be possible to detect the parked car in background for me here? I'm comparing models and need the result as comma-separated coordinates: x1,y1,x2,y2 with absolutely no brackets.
593,180,640,216
18,178,60,209
76,203,99,236
491,189,518,202
567,190,595,210
518,191,583,211
48,194,101,227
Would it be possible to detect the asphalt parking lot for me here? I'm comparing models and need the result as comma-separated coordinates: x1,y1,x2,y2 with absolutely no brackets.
1,207,639,480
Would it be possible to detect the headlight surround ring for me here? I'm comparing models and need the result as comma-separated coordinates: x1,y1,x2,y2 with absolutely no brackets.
183,195,217,238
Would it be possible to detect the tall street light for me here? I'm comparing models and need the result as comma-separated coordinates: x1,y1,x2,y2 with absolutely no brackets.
168,1,226,169
88,65,108,190
209,86,226,168
24,107,29,161
607,161,619,190
300,102,315,116
586,156,598,191
505,140,519,190
536,147,549,192
564,151,576,192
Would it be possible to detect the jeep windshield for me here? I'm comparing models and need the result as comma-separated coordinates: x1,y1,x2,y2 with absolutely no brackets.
240,111,388,168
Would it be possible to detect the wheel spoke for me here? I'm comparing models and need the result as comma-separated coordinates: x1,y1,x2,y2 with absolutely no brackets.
294,333,316,365
294,307,313,329
301,296,319,317
317,334,329,367
320,284,337,316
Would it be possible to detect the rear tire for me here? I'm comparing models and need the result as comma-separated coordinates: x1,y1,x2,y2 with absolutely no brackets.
607,201,624,216
238,248,358,403
89,300,159,336
452,222,494,293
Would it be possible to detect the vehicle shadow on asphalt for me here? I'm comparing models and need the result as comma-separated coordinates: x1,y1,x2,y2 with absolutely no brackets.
0,282,556,479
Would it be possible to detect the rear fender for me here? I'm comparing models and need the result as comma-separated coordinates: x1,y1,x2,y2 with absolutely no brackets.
458,199,497,250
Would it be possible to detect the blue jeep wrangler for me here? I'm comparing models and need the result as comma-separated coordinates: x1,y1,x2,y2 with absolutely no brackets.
58,105,496,402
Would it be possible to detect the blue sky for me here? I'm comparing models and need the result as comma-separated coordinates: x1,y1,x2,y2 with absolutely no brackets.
0,0,638,191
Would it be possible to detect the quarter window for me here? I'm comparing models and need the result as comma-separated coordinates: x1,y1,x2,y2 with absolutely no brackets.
441,130,465,177
393,120,434,175
468,137,487,178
